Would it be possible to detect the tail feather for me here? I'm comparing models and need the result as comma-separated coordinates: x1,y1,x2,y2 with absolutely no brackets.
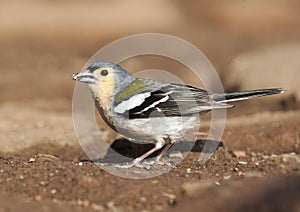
211,88,285,103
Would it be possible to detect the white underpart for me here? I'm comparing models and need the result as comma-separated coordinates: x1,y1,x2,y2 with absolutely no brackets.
114,115,200,143
114,92,151,113
136,95,169,114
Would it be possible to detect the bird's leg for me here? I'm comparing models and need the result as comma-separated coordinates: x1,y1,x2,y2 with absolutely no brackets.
132,138,165,164
156,137,173,161
155,143,174,161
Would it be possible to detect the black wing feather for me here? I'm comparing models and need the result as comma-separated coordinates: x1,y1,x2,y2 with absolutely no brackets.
125,84,216,119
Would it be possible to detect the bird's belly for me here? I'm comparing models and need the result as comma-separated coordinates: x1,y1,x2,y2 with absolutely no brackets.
113,115,200,143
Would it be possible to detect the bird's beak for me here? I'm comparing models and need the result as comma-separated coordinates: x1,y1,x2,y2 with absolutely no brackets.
72,70,96,83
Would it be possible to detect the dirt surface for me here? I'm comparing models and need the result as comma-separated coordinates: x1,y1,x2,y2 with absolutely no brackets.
0,107,299,211
1,1,300,211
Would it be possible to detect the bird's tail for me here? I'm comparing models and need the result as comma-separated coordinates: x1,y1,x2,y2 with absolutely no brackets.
211,88,285,103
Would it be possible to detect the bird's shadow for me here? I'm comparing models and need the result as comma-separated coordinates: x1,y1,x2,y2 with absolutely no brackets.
92,138,224,164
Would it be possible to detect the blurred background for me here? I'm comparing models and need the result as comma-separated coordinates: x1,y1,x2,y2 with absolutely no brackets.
1,0,299,152
1,0,299,110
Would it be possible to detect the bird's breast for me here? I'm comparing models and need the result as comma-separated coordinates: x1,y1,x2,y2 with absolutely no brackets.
95,98,116,131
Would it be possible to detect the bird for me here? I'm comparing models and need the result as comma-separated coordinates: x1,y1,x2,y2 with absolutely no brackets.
72,62,285,166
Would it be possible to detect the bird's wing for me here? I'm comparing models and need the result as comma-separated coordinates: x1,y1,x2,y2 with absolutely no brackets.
113,78,231,119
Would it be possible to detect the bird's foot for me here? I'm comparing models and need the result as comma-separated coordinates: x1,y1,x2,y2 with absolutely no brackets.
113,157,155,169
113,157,173,169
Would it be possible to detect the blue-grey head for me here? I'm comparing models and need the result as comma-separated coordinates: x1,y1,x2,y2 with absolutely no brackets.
73,62,135,96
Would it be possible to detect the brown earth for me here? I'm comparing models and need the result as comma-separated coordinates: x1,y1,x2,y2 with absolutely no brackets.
1,1,300,211
0,105,299,211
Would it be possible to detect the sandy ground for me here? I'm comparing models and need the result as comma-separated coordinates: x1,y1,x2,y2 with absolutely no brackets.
1,1,300,211
0,103,299,211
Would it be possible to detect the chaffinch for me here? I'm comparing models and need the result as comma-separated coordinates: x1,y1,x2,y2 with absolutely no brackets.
73,62,284,166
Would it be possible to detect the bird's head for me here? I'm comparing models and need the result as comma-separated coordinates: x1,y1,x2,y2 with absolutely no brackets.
73,62,135,96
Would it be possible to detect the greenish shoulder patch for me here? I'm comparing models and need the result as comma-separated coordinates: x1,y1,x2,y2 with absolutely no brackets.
116,79,147,100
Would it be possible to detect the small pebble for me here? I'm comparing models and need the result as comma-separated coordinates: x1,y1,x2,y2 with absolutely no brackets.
107,201,118,211
238,161,248,165
223,175,231,180
91,203,104,211
39,181,47,186
162,192,176,200
162,192,176,205
28,158,35,163
215,181,221,186
140,196,147,202
232,150,246,158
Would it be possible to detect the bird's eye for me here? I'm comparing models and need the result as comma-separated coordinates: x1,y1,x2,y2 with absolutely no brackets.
101,69,108,76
